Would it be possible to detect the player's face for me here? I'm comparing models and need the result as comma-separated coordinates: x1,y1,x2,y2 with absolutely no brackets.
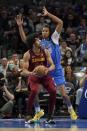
42,27,50,39
34,38,41,48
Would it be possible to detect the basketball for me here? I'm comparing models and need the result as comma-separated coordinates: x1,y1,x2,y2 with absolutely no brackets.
33,65,48,76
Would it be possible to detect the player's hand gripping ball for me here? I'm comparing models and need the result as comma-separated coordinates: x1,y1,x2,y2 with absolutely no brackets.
33,65,48,77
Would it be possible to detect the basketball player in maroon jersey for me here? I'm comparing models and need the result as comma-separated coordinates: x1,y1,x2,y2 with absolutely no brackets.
22,34,56,123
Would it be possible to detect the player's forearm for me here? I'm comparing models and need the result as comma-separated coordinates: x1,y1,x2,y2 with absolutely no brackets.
18,25,27,43
48,64,55,72
21,69,32,76
47,12,63,25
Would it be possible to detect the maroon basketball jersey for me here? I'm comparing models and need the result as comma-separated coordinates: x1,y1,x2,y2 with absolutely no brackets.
29,48,47,71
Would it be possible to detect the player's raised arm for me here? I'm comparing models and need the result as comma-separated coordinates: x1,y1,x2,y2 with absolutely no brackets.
42,7,63,33
15,14,27,43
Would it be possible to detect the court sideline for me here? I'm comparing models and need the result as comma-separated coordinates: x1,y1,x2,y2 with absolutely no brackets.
0,118,87,131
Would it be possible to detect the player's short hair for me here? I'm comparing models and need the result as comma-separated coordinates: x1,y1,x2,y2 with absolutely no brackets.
27,33,39,49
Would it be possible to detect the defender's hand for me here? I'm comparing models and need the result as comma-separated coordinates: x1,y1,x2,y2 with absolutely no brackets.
42,7,48,16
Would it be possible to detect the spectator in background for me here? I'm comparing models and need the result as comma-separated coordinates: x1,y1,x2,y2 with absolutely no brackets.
0,72,14,118
65,65,78,90
12,53,19,69
81,4,87,19
15,59,28,118
0,57,9,87
75,70,87,111
67,33,80,54
62,26,73,40
6,60,20,93
62,49,75,67
76,18,87,42
64,13,77,29
60,40,72,57
0,10,17,51
0,58,8,77
75,34,87,66
17,6,34,35
15,75,28,118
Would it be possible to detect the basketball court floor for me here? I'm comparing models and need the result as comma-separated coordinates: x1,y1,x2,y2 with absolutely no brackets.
0,118,87,131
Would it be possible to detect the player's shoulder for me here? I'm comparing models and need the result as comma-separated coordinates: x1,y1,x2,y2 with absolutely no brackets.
51,30,60,37
51,30,60,45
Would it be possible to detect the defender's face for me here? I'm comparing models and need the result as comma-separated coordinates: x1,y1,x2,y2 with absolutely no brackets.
42,27,50,39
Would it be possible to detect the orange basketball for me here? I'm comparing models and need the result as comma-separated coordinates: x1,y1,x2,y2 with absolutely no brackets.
33,65,48,76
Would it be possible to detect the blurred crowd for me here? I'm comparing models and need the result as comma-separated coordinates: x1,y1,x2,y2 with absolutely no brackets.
0,0,87,118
